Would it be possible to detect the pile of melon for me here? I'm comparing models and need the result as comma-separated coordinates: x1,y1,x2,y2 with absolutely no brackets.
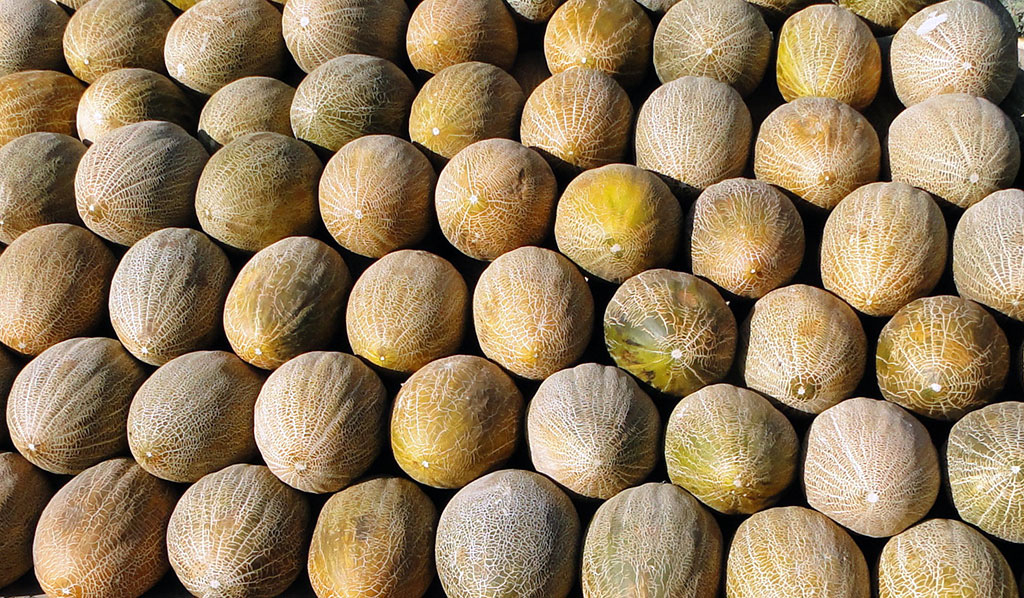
3,0,1024,596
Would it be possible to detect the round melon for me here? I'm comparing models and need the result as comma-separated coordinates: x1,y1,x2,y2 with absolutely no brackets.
167,464,311,598
775,4,882,109
290,54,415,153
0,224,115,356
665,383,798,515
838,0,933,32
520,68,633,173
689,178,804,299
346,249,467,374
76,68,194,145
554,163,681,283
635,75,751,196
0,0,68,77
581,483,722,598
604,268,736,397
0,132,85,245
754,96,881,211
954,189,1024,319
435,469,580,598
406,0,518,74
474,246,594,380
506,0,563,22
409,61,525,163
435,138,556,261
653,0,771,96
0,70,84,147
737,284,866,416
308,477,437,598
0,452,51,588
63,0,175,84
877,295,1009,420
282,0,409,72
164,0,285,95
224,237,351,370
198,77,295,152
391,354,522,489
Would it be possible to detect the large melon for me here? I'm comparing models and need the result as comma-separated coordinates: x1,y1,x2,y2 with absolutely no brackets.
197,77,296,152
405,0,518,74
63,0,175,83
282,0,410,72
953,189,1024,319
0,133,85,245
543,0,653,87
0,452,52,588
0,70,84,147
0,0,68,77
76,68,194,145
837,0,933,32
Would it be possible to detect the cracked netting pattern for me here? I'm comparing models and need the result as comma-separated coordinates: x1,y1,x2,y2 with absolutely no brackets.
653,0,771,97
635,76,750,197
474,246,594,380
6,337,147,475
821,182,947,316
0,132,85,245
0,348,14,441
391,354,522,489
109,228,232,366
0,0,68,77
754,97,881,210
878,518,1018,598
527,363,659,499
891,0,1016,107
0,224,116,356
837,0,934,32
435,138,556,261
405,0,518,74
543,0,653,88
519,68,633,173
435,469,580,598
604,268,736,397
581,483,722,598
511,50,551,97
62,0,175,84
75,121,209,246
804,398,940,538
167,464,311,598
33,458,177,598
195,132,322,253
775,4,881,110
163,0,284,95
737,284,866,415
690,177,804,299
953,189,1024,319
0,452,51,588
282,0,409,73
76,68,194,146
0,70,84,147
554,163,681,284
947,401,1024,542
665,383,798,515
409,61,525,162
725,506,870,598
889,93,1020,208
347,249,467,373
128,351,264,483
876,295,1009,420
320,135,435,258
254,351,386,494
505,0,563,23
308,477,437,598
290,54,415,152
198,77,295,152
223,237,350,370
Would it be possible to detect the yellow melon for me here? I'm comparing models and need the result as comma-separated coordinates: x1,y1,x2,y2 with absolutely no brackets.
543,0,653,87
63,0,175,83
76,68,194,145
406,0,519,74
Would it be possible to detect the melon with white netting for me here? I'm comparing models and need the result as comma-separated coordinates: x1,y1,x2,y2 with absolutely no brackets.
0,70,84,147
282,0,410,72
406,0,518,74
0,452,51,588
0,133,85,245
198,77,295,152
838,0,934,31
506,0,563,21
0,0,68,77
76,68,194,145
746,0,811,21
953,189,1024,319
63,0,175,84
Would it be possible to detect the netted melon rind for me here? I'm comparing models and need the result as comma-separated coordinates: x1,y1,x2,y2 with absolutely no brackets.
282,0,410,72
838,0,934,32
63,0,176,84
0,451,52,588
405,0,519,74
198,76,296,152
953,189,1024,320
0,70,84,148
76,68,194,145
0,132,85,245
506,0,563,22
0,0,68,77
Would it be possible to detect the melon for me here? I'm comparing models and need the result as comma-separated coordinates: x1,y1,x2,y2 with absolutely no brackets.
282,0,410,72
0,452,51,588
953,189,1024,319
63,0,175,84
837,0,933,32
506,0,563,22
511,50,552,96
0,132,85,245
76,68,194,145
391,354,522,489
0,0,68,77
406,0,518,74
0,70,84,147
198,77,296,152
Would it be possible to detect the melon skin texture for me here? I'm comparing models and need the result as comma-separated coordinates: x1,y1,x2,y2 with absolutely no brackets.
308,477,438,598
0,224,116,356
0,451,52,588
581,483,722,598
63,0,176,84
0,0,68,77
435,469,580,598
391,354,523,489
953,189,1024,320
0,132,85,245
506,0,563,22
33,458,177,598
224,236,351,370
406,0,519,74
167,464,311,598
604,268,736,398
837,0,933,32
282,0,410,72
76,68,195,145
129,351,265,483
0,70,84,148
198,77,296,153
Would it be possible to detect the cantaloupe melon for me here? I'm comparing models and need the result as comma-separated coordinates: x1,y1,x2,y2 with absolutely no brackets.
282,0,410,72
953,189,1024,319
0,0,68,77
197,77,296,152
63,0,175,84
406,0,519,74
0,132,85,245
511,50,552,96
506,0,564,22
76,68,194,145
837,0,933,32
0,451,51,588
0,70,84,147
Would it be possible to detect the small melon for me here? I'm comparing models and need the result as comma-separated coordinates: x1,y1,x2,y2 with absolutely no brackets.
953,189,1024,319
406,0,519,74
76,68,194,145
838,0,934,32
283,0,410,72
511,50,552,96
0,452,52,588
0,0,68,77
0,70,84,147
506,0,563,22
63,0,175,83
198,77,296,152
0,132,85,245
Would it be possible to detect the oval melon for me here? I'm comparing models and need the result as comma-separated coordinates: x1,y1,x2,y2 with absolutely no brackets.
0,70,84,147
0,451,52,588
953,189,1024,319
506,0,563,22
0,0,68,77
838,0,933,32
406,0,518,74
63,0,175,83
76,68,194,145
282,0,410,72
0,132,85,245
197,77,296,152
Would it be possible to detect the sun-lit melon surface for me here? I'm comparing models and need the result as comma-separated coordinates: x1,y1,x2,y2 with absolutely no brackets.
737,285,866,416
506,0,563,22
406,0,519,74
282,0,410,72
0,132,85,245
0,70,84,148
0,0,68,77
63,0,175,84
198,77,296,152
435,469,580,598
838,0,934,31
474,246,594,380
745,0,811,22
76,68,194,145
605,268,736,398
877,295,1009,420
391,354,522,489
0,451,51,588
953,189,1024,320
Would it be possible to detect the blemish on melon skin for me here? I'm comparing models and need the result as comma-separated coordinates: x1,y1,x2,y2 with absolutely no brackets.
916,12,948,36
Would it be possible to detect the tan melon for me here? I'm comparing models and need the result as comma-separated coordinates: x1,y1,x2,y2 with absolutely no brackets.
0,348,14,443
0,0,68,77
0,451,51,588
223,237,351,369
0,224,116,356
511,50,552,96
406,0,518,74
953,189,1024,319
198,77,296,152
254,351,387,494
76,68,194,145
0,132,85,245
282,0,410,72
63,0,175,84
506,0,563,22
838,0,934,32
346,249,467,374
0,70,84,147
